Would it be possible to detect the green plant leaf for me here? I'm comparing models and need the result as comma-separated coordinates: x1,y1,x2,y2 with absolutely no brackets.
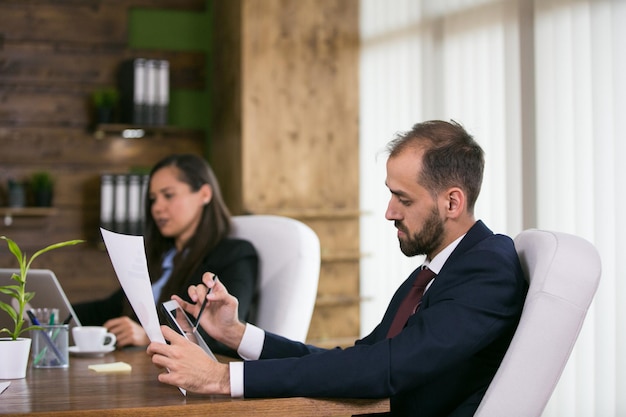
0,284,20,297
20,324,42,333
1,236,84,340
0,301,17,321
28,239,84,268
1,236,24,267
24,291,35,303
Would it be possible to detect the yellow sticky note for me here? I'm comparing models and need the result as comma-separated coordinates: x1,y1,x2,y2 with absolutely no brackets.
88,362,132,373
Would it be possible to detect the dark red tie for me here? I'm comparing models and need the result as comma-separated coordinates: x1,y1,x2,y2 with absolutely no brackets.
387,266,436,338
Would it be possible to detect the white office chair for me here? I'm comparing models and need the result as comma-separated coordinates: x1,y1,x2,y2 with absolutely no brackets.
474,229,601,417
230,215,321,342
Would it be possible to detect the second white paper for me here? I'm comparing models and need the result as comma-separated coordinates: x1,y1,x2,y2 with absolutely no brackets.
100,227,186,395
100,228,165,344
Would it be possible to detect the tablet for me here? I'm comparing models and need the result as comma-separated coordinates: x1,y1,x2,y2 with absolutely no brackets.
160,299,216,361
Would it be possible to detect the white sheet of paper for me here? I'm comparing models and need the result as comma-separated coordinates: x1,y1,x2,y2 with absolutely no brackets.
100,228,186,395
99,228,165,344
0,381,9,395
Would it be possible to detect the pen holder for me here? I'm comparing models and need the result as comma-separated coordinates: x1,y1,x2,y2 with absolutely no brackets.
32,324,69,368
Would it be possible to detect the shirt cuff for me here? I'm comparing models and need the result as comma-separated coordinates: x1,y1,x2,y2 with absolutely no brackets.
237,323,265,360
230,324,265,398
229,361,244,398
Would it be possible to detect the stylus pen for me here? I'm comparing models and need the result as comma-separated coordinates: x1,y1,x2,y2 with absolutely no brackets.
193,274,217,331
27,310,66,365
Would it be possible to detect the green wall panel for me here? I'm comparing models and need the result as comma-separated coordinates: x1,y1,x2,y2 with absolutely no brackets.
129,9,210,52
128,5,210,135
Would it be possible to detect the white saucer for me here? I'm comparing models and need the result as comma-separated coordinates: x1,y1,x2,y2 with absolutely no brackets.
69,345,115,357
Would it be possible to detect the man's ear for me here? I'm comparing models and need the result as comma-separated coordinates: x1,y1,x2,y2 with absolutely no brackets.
443,187,465,218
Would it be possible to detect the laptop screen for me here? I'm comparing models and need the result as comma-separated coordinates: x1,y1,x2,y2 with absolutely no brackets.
0,268,82,332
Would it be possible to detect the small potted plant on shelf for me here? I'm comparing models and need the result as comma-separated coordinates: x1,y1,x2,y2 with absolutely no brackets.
92,88,119,125
30,171,54,207
0,236,83,379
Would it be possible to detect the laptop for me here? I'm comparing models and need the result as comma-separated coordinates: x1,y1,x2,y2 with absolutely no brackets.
0,268,82,333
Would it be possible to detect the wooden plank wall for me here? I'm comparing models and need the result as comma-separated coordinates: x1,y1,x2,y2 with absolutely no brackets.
1,0,363,347
0,0,206,303
212,0,360,347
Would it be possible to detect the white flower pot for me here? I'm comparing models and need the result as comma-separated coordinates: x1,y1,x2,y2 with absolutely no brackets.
0,338,31,379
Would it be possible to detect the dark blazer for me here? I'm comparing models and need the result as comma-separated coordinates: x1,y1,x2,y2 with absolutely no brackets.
74,237,258,356
242,221,527,417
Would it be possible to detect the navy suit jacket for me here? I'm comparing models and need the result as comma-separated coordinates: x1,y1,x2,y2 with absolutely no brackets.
243,221,527,417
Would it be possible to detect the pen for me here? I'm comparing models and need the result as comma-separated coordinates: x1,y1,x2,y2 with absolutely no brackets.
27,310,66,365
193,275,217,332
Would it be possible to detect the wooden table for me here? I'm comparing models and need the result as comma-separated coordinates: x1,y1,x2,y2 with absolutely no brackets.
0,347,389,416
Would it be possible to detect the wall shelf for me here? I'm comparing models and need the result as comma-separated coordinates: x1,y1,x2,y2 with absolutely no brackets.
0,207,58,226
93,124,205,140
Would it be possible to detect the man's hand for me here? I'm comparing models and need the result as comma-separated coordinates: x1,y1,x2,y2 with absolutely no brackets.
104,316,150,347
172,272,246,350
147,326,231,395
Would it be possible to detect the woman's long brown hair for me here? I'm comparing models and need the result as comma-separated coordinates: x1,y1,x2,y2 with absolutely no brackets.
143,154,232,306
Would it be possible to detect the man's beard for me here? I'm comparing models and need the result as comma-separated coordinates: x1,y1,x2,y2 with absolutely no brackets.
397,207,445,257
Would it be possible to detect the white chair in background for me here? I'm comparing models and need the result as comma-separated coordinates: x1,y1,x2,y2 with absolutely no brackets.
230,215,321,343
474,229,601,417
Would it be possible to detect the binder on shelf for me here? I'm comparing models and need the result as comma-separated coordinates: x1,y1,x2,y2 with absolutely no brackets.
100,172,148,236
155,60,169,126
144,59,157,125
119,58,147,125
113,174,128,234
118,58,169,127
127,174,142,235
99,174,114,232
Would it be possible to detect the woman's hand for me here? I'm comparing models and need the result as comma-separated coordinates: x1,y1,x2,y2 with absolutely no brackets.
147,326,230,395
172,272,246,350
103,316,150,347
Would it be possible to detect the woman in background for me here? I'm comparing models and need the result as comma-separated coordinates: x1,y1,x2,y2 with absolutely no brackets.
74,154,258,355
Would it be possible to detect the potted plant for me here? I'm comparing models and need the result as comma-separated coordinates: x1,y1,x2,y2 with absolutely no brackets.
91,88,119,124
0,236,83,379
30,171,54,207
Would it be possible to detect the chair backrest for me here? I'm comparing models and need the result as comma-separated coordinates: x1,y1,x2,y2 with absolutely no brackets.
474,229,601,417
230,215,321,342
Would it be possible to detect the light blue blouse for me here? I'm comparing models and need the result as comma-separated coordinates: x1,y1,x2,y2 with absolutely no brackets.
151,248,176,303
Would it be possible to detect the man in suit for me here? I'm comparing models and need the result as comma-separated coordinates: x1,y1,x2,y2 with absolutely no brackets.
148,120,528,417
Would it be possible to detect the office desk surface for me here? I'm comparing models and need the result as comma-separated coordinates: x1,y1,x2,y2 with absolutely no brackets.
0,347,390,416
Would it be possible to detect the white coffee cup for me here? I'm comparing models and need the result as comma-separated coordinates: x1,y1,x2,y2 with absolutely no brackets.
72,326,116,351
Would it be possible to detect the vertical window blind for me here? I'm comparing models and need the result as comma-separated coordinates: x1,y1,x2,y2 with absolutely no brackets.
359,0,625,415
